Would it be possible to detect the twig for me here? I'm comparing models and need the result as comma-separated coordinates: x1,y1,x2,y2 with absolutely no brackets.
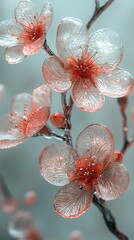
42,38,55,56
86,0,115,29
0,175,12,198
117,97,134,154
93,195,128,240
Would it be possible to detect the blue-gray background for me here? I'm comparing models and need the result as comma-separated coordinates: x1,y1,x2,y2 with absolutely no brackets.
0,0,134,239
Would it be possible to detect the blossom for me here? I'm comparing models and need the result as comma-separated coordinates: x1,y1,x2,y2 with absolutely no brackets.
42,17,134,112
0,84,51,149
0,0,53,64
39,124,129,218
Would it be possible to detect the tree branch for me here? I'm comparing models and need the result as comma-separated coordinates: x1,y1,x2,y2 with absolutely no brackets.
93,195,128,240
86,0,115,29
42,38,55,56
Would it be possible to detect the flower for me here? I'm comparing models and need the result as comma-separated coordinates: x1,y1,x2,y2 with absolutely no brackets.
0,83,51,149
0,0,53,64
42,17,134,112
39,124,129,218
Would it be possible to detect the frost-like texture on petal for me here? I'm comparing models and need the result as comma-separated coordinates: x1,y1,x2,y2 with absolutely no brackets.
32,83,52,111
15,0,38,25
0,19,22,47
26,107,50,136
76,124,114,165
39,144,77,186
96,68,134,97
89,28,123,68
38,2,53,32
4,45,25,64
0,115,26,149
54,181,93,218
96,162,129,200
11,93,32,118
23,36,45,55
57,17,89,60
42,57,72,92
0,84,5,101
71,79,105,112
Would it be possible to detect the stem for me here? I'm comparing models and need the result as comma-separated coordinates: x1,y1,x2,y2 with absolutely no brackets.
86,0,115,29
117,97,134,154
42,38,55,56
93,195,128,240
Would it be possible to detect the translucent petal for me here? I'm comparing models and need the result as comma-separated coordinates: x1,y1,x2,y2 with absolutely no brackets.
32,83,52,111
42,56,72,92
39,144,77,186
8,210,33,238
96,162,129,200
89,28,123,68
11,93,32,118
54,181,93,218
96,68,134,97
76,124,114,165
0,114,25,149
113,151,123,163
56,17,89,60
4,45,25,64
23,35,45,55
0,19,22,47
38,2,53,32
71,79,105,112
15,0,38,25
0,84,5,101
26,107,50,136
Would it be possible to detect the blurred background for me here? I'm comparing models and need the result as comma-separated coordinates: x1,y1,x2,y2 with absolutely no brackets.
0,0,134,239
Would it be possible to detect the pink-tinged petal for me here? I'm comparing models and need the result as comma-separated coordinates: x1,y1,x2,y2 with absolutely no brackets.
23,35,45,55
71,79,105,112
113,151,123,163
39,143,77,186
38,2,53,32
0,84,5,101
32,83,52,111
96,162,129,200
0,19,22,47
26,107,50,136
4,45,25,64
0,114,26,149
96,68,134,97
42,56,72,92
15,0,38,25
54,181,93,218
56,17,89,60
76,124,114,165
11,93,32,118
89,28,123,68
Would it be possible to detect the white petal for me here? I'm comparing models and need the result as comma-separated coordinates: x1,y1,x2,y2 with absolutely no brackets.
38,2,53,32
11,93,32,118
89,28,123,68
96,68,134,97
39,144,77,186
71,79,105,112
0,19,22,47
57,17,89,60
5,45,25,64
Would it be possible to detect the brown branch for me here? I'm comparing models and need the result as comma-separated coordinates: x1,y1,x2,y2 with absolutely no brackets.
117,97,134,154
93,195,128,240
86,0,115,29
42,38,55,56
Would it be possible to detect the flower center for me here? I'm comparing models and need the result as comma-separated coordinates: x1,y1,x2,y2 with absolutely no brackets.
19,22,44,44
65,53,104,84
67,157,103,191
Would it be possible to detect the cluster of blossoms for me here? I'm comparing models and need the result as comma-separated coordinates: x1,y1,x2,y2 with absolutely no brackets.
0,0,134,221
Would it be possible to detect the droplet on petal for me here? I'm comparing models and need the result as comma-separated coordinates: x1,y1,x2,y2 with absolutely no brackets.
50,112,65,128
8,210,34,238
69,230,83,240
1,198,19,213
24,191,37,206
